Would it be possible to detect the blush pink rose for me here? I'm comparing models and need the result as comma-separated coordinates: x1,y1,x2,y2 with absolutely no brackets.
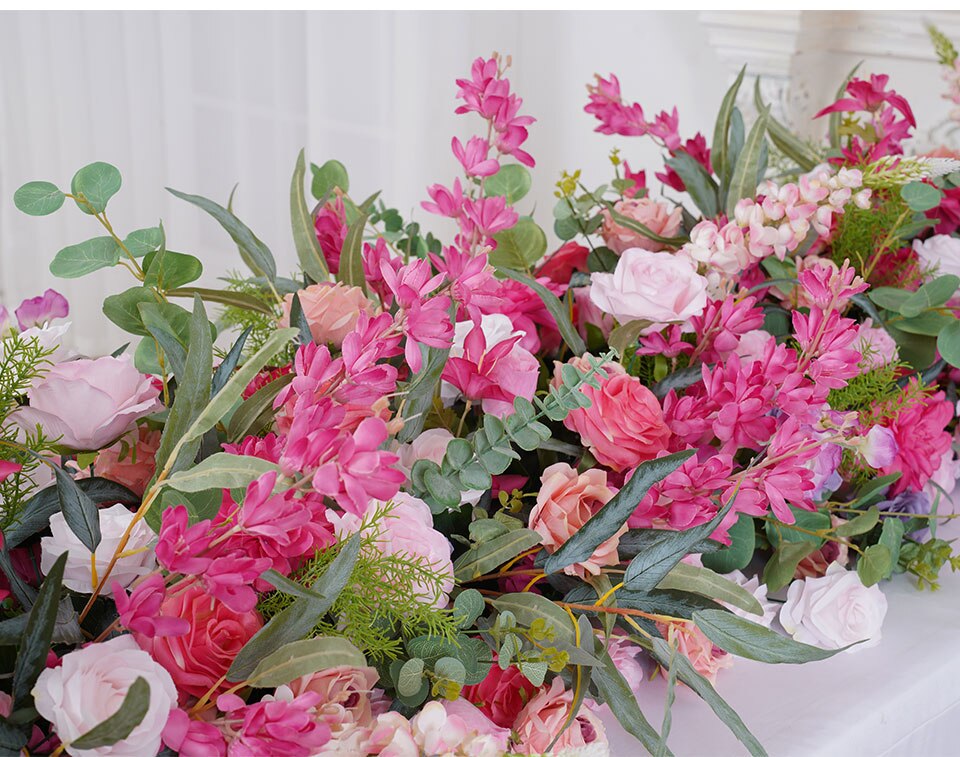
529,463,623,577
461,660,542,729
280,282,373,348
561,368,671,472
138,584,263,701
366,711,418,756
601,197,683,253
288,665,380,736
93,425,161,496
15,354,162,451
590,248,709,329
657,620,733,685
441,699,510,753
513,677,608,755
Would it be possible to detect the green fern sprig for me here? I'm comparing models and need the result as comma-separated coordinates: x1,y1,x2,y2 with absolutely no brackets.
928,24,959,67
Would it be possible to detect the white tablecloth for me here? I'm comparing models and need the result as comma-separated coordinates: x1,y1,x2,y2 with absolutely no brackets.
603,560,960,756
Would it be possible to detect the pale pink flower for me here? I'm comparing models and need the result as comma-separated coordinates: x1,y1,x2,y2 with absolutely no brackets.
280,282,373,348
657,621,732,685
513,677,608,755
601,198,683,253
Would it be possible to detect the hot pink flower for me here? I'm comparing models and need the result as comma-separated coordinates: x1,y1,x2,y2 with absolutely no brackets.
422,179,464,218
452,136,499,177
220,689,331,757
462,195,518,238
314,197,348,274
163,709,228,757
156,506,215,576
461,661,541,729
112,574,189,638
0,460,22,483
880,386,954,495
585,73,648,136
815,73,915,126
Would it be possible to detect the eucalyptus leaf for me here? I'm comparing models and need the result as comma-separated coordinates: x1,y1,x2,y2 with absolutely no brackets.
50,237,120,278
14,181,64,216
311,159,349,200
102,287,157,336
485,164,532,204
701,513,755,573
71,162,121,214
490,218,548,270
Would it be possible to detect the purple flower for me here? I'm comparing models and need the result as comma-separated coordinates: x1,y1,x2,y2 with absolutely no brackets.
15,289,68,330
876,490,931,530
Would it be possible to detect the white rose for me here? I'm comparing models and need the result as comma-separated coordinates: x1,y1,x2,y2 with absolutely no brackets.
779,562,887,652
913,234,960,282
589,248,709,331
40,503,156,593
33,635,176,757
722,570,778,627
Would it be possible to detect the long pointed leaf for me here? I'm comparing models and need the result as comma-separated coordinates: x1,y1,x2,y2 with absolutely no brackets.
339,209,370,293
712,66,746,184
592,645,666,755
211,327,250,396
290,149,329,282
829,62,863,149
496,267,586,355
52,465,101,552
725,106,769,217
753,78,820,171
166,287,275,315
12,552,66,707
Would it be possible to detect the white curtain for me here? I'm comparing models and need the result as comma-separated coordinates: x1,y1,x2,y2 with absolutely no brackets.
1,10,957,356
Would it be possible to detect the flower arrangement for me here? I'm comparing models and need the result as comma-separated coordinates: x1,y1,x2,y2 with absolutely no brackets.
2,47,960,757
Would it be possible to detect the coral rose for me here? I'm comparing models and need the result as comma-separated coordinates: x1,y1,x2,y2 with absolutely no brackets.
529,462,623,577
281,282,372,348
657,620,732,684
601,197,682,253
461,660,541,728
513,677,608,755
137,584,263,701
589,248,709,330
535,241,590,284
93,425,161,496
561,367,671,472
15,354,162,451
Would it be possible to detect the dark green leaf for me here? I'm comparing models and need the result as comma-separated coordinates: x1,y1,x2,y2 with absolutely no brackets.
666,153,718,217
52,465,101,551
227,534,360,681
12,552,65,707
292,150,330,281
166,287,275,315
227,372,294,442
496,267,586,355
895,310,955,336
656,563,763,616
694,608,853,662
764,507,831,548
103,287,158,336
167,187,276,281
453,529,542,581
712,66,746,184
833,507,880,537
14,181,64,216
857,543,892,587
867,287,911,314
878,516,905,572
139,302,188,382
311,159,349,200
544,450,694,576
71,162,121,214
937,318,960,368
247,638,366,688
397,346,450,443
290,293,313,345
900,274,960,317
50,237,120,278
338,209,369,293
702,513,755,573
211,327,250,396
123,227,163,257
592,646,665,755
586,246,618,273
71,677,149,749
726,106,769,216
762,540,816,592
143,250,203,291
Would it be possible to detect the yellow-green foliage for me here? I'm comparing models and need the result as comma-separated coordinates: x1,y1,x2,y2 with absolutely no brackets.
258,505,460,661
830,192,915,285
218,275,285,358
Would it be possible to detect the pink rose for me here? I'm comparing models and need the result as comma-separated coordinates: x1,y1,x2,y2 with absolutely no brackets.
513,677,608,755
288,665,380,736
657,620,732,685
366,711,418,756
331,493,454,607
561,367,671,472
601,633,646,694
138,584,263,701
15,355,162,450
93,425,161,496
280,282,373,348
529,463,623,577
795,517,850,579
33,635,177,757
780,562,887,652
441,699,510,753
589,248,709,329
461,659,542,728
601,197,683,253
856,318,898,371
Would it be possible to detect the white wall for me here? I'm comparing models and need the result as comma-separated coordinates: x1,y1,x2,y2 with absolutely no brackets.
1,10,957,356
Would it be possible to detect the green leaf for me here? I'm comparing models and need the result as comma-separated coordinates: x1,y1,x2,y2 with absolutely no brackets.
608,320,647,357
726,106,769,217
712,66,746,184
143,250,203,291
71,677,149,750
615,588,725,620
123,227,164,257
292,150,330,281
5,478,137,550
890,324,937,370
606,205,687,247
452,589,485,629
52,465,101,551
895,310,955,336
290,292,313,345
423,467,461,511
50,236,120,278
227,372,294,442
656,563,763,616
150,488,223,532
490,218,548,270
900,274,960,317
701,513,755,573
666,153,718,217
847,473,900,508
900,181,943,213
247,637,367,687
937,319,960,368
163,328,297,475
762,541,816,592
227,534,360,681
857,543,892,587
212,328,250,396
14,181,64,216
167,187,277,282
867,287,911,314
397,658,425,697
12,552,65,708
166,287,275,315
492,593,577,646
586,246,618,273
496,267,586,355
694,608,853,662
592,646,665,755
764,507,831,548
138,302,190,384
338,209,369,293
544,450,694,576
163,453,279,493
647,637,767,756
311,159,349,200
485,164,532,204
103,287,158,336
71,162,121,214
434,656,466,686
396,346,450,444
878,516,905,572
833,507,880,537
260,570,327,601
405,635,489,685
754,78,820,171
453,529,542,581
154,296,213,473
